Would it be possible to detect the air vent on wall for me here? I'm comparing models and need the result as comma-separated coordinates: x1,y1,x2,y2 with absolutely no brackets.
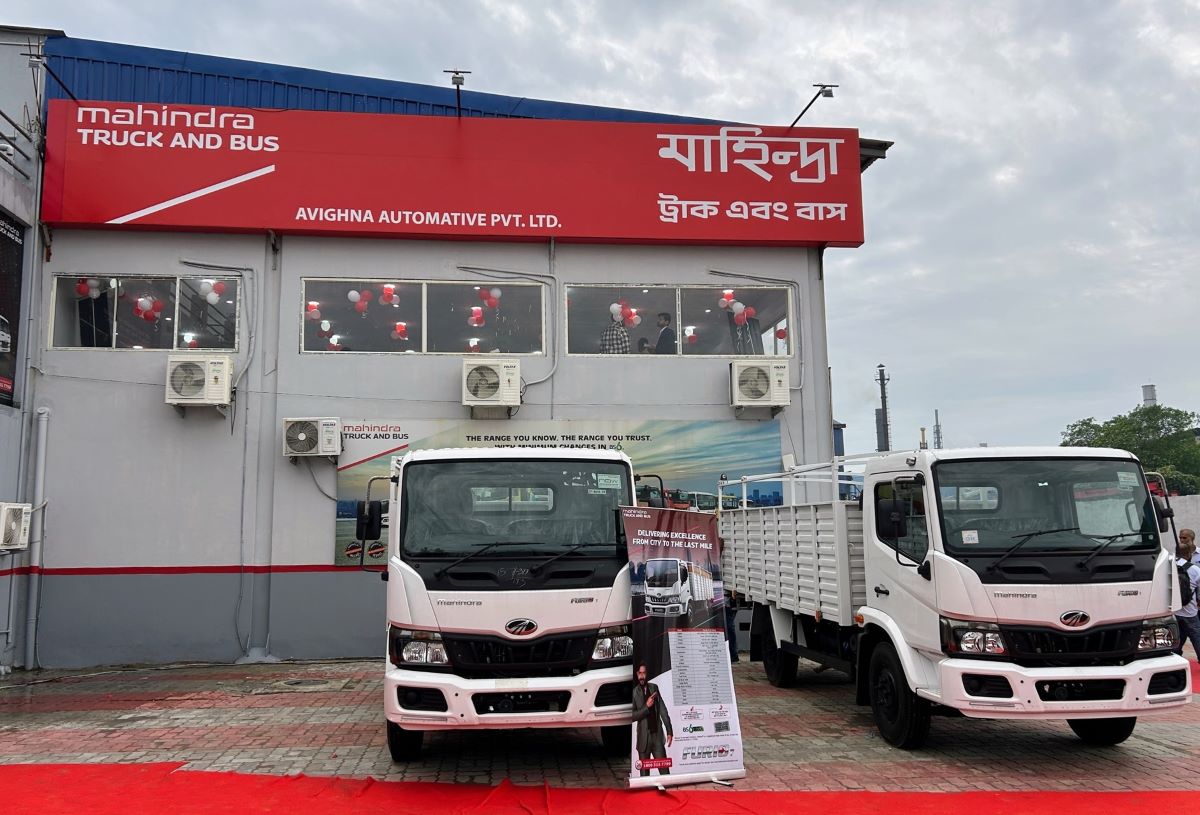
730,361,790,408
0,503,32,552
282,418,343,457
165,354,233,406
462,359,520,407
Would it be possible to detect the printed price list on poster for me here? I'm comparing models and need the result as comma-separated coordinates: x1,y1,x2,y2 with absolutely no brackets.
669,630,733,706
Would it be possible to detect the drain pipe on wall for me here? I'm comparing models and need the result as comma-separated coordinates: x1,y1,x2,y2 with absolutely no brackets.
23,407,50,670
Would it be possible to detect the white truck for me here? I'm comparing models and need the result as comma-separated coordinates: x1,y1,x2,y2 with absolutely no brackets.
719,447,1191,748
355,447,636,761
644,558,715,617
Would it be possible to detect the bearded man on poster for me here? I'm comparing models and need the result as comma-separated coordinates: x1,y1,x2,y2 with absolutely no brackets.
632,663,673,776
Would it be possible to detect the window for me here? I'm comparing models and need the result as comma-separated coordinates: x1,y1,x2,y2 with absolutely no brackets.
680,287,790,356
299,280,542,354
875,481,929,563
565,284,791,356
52,276,239,350
470,486,555,512
939,485,1000,512
565,286,676,355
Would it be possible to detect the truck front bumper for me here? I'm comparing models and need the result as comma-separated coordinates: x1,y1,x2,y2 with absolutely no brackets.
645,602,685,616
935,653,1191,718
384,663,633,731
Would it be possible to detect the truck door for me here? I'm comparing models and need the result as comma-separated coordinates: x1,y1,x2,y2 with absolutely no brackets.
867,477,941,657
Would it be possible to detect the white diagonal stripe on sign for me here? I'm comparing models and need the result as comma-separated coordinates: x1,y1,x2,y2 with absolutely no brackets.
106,164,277,225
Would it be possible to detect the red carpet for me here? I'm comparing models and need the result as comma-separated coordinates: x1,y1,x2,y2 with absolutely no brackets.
2,763,1198,815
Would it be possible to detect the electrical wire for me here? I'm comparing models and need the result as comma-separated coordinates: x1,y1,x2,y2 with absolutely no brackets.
303,457,338,501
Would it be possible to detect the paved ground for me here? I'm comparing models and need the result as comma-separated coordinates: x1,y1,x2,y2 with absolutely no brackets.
1,658,1198,791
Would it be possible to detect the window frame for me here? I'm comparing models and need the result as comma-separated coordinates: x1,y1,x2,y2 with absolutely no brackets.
563,283,793,358
49,275,242,352
874,480,931,564
298,277,546,356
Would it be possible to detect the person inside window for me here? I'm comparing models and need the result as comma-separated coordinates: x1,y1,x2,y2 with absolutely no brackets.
654,312,676,354
600,315,630,354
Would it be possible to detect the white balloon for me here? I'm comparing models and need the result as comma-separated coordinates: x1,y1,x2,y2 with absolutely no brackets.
320,320,331,331
609,303,622,316
489,288,502,299
88,289,101,299
206,291,220,305
308,309,321,321
86,278,100,288
731,301,746,315
717,299,730,309
347,290,361,303
632,315,642,326
390,331,400,340
138,297,152,311
199,281,214,295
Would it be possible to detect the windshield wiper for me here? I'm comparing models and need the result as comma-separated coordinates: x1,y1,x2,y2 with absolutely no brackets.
530,543,610,575
1077,532,1144,570
986,527,1080,572
433,542,535,578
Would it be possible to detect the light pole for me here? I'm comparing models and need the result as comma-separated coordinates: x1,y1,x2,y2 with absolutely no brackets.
788,84,838,129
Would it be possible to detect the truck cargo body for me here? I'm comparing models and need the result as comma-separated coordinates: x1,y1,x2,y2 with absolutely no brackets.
720,447,1191,747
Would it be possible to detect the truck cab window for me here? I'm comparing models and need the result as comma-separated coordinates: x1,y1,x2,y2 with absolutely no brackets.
875,481,929,563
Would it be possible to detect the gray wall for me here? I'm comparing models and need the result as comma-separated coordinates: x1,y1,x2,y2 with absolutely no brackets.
28,229,830,667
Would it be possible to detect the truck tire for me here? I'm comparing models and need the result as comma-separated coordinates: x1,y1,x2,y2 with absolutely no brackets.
762,625,798,688
600,724,631,756
386,720,424,761
1067,717,1136,746
867,641,931,748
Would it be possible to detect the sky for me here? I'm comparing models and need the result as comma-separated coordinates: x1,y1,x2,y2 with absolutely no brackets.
8,0,1200,454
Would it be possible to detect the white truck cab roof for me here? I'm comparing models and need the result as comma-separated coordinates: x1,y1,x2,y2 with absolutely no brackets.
397,447,633,467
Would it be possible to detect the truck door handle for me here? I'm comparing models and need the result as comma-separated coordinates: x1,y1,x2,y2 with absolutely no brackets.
874,585,890,597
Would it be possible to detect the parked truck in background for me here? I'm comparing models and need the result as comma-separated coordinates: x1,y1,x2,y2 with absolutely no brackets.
720,447,1191,748
356,448,636,761
644,558,715,618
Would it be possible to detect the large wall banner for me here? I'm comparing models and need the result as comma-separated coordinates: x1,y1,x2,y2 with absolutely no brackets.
0,209,24,406
334,418,782,565
621,506,744,788
43,100,864,246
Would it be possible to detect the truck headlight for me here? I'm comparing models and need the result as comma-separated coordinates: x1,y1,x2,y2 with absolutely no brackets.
592,625,634,662
1138,616,1178,652
389,627,450,667
940,617,1008,656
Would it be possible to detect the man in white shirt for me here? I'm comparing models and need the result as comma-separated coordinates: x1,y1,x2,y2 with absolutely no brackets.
1175,538,1200,659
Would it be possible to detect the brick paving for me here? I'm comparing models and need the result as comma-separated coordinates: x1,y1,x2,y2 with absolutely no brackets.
1,658,1198,790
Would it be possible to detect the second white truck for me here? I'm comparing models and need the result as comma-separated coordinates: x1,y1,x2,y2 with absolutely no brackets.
720,446,1191,748
644,558,714,618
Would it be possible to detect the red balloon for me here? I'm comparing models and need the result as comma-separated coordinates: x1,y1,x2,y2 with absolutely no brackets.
188,339,200,349
687,334,698,344
143,311,157,322
468,343,480,353
744,306,757,319
624,318,635,327
212,281,226,295
306,302,317,312
133,305,144,317
354,300,368,313
775,328,788,340
723,292,735,301
471,306,483,315
151,299,165,313
361,289,373,301
478,289,491,301
74,282,90,297
734,312,747,325
485,297,498,309
378,293,392,305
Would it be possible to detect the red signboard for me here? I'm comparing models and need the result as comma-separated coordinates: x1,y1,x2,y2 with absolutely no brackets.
42,100,864,246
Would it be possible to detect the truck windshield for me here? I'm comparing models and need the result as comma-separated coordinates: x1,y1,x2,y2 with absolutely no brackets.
400,458,632,557
934,458,1160,559
691,493,718,511
645,559,681,588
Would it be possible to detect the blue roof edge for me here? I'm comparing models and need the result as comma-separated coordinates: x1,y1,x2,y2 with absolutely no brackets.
43,34,724,125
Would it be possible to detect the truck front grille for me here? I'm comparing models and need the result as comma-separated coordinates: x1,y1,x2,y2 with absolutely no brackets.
1001,623,1141,667
1035,679,1125,702
441,631,596,679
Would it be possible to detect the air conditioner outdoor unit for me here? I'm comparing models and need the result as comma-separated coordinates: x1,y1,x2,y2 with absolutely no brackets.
165,354,233,406
282,418,343,457
730,361,790,408
0,503,32,552
462,358,521,407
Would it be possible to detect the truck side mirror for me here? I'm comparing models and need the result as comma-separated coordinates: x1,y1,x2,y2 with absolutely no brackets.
356,500,383,542
875,498,907,541
1152,496,1172,534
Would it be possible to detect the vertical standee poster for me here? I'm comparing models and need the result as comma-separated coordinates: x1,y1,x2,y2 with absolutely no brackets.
621,506,745,789
0,209,24,406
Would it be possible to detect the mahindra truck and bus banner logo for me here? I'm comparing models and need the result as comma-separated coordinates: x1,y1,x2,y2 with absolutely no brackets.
621,506,745,789
42,100,864,246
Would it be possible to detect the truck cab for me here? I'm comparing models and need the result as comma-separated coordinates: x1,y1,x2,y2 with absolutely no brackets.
370,448,636,761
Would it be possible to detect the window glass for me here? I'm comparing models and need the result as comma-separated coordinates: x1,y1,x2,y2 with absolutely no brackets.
178,278,238,350
301,280,422,353
875,481,930,563
680,287,789,355
115,279,176,349
939,485,1000,512
565,286,676,355
53,277,115,347
426,283,541,354
470,486,555,513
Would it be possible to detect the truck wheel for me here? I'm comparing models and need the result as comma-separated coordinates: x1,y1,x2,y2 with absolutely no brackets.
1067,717,1136,746
600,724,631,756
386,720,424,761
762,628,798,688
867,641,931,748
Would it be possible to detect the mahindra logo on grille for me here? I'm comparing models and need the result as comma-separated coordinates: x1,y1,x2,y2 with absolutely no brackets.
1060,610,1090,628
505,618,538,637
